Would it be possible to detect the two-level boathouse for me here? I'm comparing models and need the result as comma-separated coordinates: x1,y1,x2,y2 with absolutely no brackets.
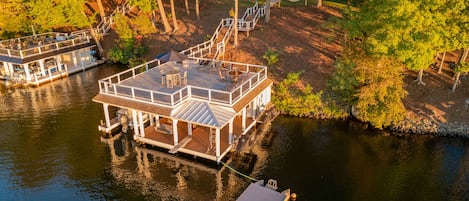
93,58,272,163
0,31,99,86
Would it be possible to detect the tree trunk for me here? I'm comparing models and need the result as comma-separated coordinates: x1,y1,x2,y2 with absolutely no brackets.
151,10,158,30
196,0,200,20
234,0,238,46
170,0,178,31
415,69,426,85
96,0,106,21
451,72,461,92
317,0,322,7
461,48,469,63
184,0,190,14
265,0,270,23
82,11,103,57
438,51,446,73
157,0,172,33
347,0,351,6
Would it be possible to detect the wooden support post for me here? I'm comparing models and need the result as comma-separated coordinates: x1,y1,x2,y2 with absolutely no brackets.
173,119,179,145
103,104,111,128
149,114,154,126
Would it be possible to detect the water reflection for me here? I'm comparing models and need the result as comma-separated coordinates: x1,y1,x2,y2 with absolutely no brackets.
260,116,469,201
100,133,249,201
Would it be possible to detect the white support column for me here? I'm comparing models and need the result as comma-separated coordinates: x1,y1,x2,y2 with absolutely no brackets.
149,114,154,126
229,118,234,144
3,62,9,76
8,63,14,76
132,110,139,137
138,111,145,138
23,63,31,81
79,51,85,69
187,122,192,136
252,97,258,119
103,104,111,128
155,115,160,128
242,107,246,131
216,128,220,159
172,119,179,145
71,51,78,67
39,59,46,76
56,56,62,71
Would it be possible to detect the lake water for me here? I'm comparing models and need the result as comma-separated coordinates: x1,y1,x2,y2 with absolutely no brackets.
0,65,468,201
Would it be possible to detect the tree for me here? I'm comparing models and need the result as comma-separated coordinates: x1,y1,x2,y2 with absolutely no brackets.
195,0,200,20
451,62,469,92
184,0,190,14
0,0,29,38
317,0,322,8
233,0,238,46
129,0,158,32
96,0,106,21
156,0,172,33
170,0,179,31
265,0,270,23
341,0,452,85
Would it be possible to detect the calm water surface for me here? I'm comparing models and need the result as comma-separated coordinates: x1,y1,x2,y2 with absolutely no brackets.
0,64,468,201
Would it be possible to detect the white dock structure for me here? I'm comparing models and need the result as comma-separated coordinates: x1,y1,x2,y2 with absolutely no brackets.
94,2,272,163
93,58,272,163
0,31,99,86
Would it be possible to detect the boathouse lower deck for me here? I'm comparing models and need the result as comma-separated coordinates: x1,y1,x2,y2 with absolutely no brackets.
135,116,255,162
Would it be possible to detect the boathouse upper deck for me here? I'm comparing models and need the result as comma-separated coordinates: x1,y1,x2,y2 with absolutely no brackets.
0,31,94,64
97,57,269,108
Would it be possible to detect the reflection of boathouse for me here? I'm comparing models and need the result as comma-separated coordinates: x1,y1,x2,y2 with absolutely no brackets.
0,31,99,86
93,58,272,163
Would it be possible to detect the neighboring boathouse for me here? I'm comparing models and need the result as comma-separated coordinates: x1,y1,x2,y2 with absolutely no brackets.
0,31,99,86
93,58,272,163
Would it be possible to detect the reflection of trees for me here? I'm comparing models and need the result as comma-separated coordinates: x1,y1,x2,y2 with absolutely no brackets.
450,148,469,201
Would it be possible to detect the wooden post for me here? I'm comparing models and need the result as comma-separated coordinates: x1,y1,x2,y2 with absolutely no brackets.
155,115,160,128
3,62,9,76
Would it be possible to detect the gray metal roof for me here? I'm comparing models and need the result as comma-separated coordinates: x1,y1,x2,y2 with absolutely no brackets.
237,182,287,201
171,99,236,128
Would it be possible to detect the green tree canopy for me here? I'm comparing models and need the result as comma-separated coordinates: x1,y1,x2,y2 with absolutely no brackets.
342,0,469,85
0,0,92,38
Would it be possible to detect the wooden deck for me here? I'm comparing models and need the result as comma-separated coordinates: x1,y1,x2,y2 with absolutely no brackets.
120,61,257,94
137,115,255,161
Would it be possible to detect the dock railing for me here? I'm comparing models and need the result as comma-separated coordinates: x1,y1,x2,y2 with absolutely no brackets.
98,58,267,107
0,31,91,59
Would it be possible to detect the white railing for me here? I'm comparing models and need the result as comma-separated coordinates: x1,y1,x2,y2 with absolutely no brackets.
98,58,268,107
0,32,91,59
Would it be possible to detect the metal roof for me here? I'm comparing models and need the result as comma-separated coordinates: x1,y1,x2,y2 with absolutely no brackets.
171,99,236,128
237,181,287,201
